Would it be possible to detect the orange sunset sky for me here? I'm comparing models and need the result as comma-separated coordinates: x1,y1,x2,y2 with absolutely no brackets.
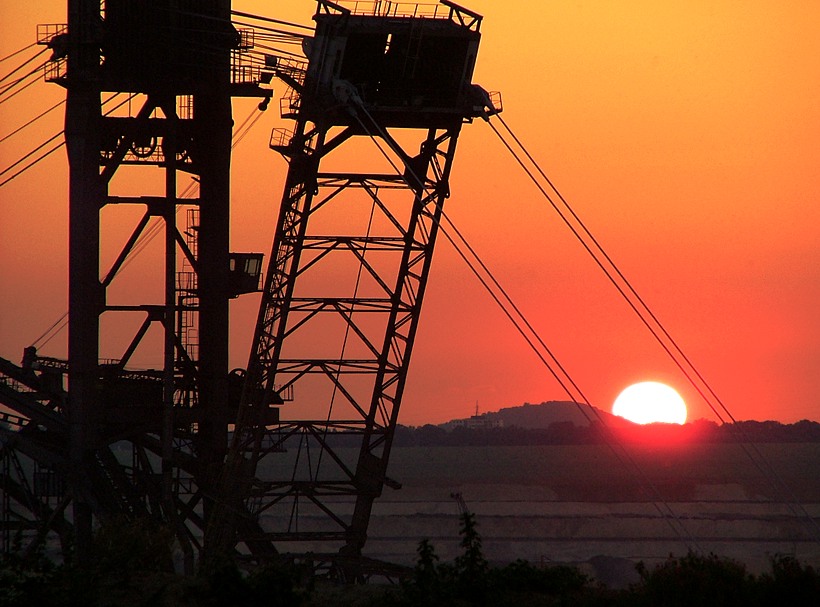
1,1,819,426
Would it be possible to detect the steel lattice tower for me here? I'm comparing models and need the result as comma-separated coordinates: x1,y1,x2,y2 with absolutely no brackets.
213,1,499,570
0,0,499,575
0,0,271,568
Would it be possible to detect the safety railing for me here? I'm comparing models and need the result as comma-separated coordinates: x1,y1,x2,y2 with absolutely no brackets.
337,1,446,19
329,1,481,29
279,89,301,119
36,23,67,45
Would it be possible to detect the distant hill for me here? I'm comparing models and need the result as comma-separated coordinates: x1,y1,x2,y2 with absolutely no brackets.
443,400,633,430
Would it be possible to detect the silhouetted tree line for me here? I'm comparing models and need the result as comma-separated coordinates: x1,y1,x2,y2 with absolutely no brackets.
3,513,819,606
386,419,820,447
212,419,820,452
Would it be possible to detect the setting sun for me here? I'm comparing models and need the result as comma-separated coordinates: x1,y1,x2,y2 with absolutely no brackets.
613,382,687,425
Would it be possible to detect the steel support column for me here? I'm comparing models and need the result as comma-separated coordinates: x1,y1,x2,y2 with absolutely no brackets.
65,0,104,563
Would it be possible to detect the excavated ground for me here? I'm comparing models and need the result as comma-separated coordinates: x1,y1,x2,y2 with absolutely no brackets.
262,443,820,587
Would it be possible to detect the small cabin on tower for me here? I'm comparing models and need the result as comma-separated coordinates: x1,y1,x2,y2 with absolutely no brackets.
299,0,492,127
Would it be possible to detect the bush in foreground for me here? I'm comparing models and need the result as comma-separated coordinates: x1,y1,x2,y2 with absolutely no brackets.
392,516,820,607
3,515,820,606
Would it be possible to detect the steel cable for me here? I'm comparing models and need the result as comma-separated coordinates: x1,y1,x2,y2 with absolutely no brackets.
486,114,820,544
0,100,65,145
0,70,47,105
0,94,130,189
0,47,48,86
347,103,701,552
0,42,38,64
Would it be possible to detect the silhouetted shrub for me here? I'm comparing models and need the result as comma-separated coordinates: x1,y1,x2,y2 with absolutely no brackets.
632,552,754,607
454,511,488,598
412,539,441,602
492,559,591,596
246,559,313,607
91,516,175,577
756,554,820,606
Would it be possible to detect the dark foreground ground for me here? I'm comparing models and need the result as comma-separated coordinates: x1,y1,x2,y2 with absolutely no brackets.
262,443,820,586
3,517,819,606
4,443,819,605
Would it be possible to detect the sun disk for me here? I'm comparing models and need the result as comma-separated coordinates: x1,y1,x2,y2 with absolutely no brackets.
613,381,687,425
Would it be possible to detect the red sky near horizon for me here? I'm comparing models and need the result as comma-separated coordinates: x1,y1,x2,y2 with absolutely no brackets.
1,1,819,426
